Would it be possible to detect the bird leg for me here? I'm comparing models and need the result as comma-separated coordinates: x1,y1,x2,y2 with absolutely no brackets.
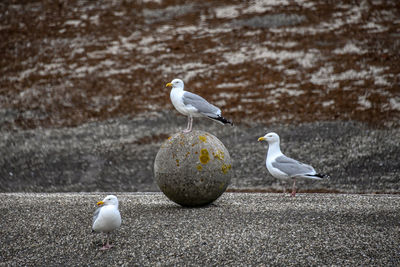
99,234,113,250
291,178,296,197
183,116,193,133
189,116,193,132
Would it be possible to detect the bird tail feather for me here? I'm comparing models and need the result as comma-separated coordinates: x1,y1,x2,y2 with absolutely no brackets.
208,115,233,126
305,173,330,180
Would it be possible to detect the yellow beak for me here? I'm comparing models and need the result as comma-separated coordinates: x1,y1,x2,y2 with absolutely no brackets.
97,201,104,206
258,137,266,142
166,82,172,87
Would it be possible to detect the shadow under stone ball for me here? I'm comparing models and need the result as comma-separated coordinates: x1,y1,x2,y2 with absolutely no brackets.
154,130,232,207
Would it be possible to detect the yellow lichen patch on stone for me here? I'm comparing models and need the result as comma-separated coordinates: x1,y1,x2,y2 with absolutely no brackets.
221,164,231,174
196,164,202,171
201,149,208,155
214,150,224,160
199,149,210,164
199,135,207,143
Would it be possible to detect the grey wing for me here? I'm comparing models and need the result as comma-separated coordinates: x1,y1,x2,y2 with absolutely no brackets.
183,92,221,117
92,207,101,226
272,155,315,177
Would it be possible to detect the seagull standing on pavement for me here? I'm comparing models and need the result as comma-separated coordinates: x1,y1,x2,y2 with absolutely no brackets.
258,132,329,196
92,195,121,250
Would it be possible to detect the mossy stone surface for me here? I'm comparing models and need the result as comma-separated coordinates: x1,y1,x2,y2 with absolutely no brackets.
154,130,232,207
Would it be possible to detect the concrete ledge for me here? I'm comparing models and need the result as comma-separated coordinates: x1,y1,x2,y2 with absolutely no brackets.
1,193,399,266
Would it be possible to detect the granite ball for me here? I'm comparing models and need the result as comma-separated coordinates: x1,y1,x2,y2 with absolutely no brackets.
154,130,232,207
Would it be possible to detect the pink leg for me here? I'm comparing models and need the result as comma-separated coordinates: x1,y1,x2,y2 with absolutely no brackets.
183,116,193,133
99,235,113,250
291,178,296,197
189,116,193,132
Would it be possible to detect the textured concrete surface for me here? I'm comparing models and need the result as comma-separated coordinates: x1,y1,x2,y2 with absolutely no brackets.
1,117,399,193
154,130,232,206
1,193,399,266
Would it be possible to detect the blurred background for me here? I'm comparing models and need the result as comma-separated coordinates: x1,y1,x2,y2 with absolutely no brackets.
1,0,399,193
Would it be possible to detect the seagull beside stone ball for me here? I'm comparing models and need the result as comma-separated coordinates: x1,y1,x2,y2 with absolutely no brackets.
258,132,329,197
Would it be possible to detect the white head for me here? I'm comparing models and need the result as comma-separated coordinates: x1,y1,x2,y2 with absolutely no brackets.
258,132,280,144
166,78,184,90
97,195,119,208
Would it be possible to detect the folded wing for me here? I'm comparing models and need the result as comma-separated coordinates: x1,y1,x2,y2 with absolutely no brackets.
272,155,319,178
182,91,221,118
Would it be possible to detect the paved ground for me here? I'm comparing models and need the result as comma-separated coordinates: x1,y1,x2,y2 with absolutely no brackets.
1,193,399,266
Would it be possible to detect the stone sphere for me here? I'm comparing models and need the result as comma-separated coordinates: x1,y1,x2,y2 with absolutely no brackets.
154,130,232,207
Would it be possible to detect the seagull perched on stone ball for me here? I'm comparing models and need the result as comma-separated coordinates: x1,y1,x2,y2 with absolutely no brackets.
258,132,329,197
166,78,232,133
92,195,121,250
